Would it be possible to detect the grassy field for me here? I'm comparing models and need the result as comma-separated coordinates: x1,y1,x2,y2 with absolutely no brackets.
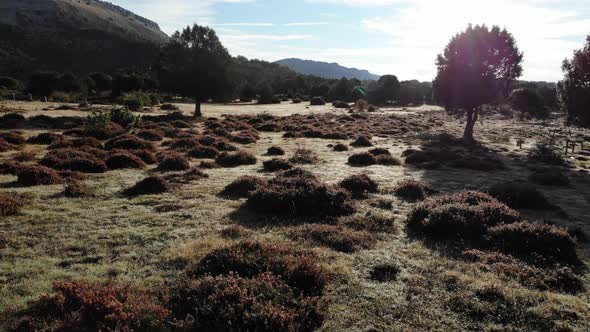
0,100,589,331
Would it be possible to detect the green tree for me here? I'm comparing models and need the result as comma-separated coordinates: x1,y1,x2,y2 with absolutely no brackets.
369,75,400,105
509,88,548,119
88,73,113,94
434,24,523,143
559,35,590,127
158,25,233,117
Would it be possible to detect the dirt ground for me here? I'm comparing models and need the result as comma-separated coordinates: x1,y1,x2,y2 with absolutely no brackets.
1,100,589,331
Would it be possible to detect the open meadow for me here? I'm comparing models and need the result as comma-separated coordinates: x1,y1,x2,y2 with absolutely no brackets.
0,100,589,331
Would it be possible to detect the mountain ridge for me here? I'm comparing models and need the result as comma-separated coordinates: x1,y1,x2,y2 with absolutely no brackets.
275,58,380,80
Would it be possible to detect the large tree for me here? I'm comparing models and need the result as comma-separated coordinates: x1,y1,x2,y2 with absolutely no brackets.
369,74,400,105
559,35,590,127
434,24,523,143
158,25,233,117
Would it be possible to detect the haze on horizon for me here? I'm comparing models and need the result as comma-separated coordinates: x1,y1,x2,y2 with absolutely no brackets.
112,0,590,82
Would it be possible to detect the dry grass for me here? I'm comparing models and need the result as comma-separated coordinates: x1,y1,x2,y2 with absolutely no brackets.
1,101,589,332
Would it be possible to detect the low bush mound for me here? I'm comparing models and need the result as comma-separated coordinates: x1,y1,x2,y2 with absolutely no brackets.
351,135,373,147
106,153,146,170
215,150,257,167
6,280,168,331
529,168,570,186
487,222,579,265
0,138,15,152
49,137,103,150
16,166,62,186
123,176,170,197
289,148,319,164
187,145,219,159
263,158,293,172
221,176,267,198
348,152,377,166
164,167,209,184
341,210,397,233
128,149,158,164
157,153,190,172
488,182,553,210
0,131,25,145
339,174,379,198
13,151,35,162
170,120,191,128
63,180,95,198
333,143,349,152
220,225,251,239
376,154,401,165
187,241,327,297
0,192,22,216
40,148,108,173
26,132,64,145
245,169,355,217
370,263,401,282
105,134,154,151
266,146,285,156
136,129,165,141
369,148,391,156
290,224,376,253
407,191,521,244
462,250,583,294
394,179,432,202
160,103,179,111
310,97,326,106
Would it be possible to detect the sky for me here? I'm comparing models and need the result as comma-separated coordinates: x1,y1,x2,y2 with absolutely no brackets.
111,0,590,82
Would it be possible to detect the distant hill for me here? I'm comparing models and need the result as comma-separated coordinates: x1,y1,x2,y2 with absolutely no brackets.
0,0,169,77
275,58,380,80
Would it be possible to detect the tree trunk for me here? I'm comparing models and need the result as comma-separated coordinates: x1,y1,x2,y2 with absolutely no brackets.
194,99,202,117
463,108,478,144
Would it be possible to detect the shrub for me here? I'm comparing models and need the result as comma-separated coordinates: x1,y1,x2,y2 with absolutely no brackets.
348,152,377,166
246,170,355,217
528,143,566,165
49,137,103,150
7,280,168,331
13,151,35,162
263,158,293,172
0,192,22,216
129,149,158,164
123,176,170,197
0,138,15,152
188,241,328,296
122,96,143,111
394,179,432,202
26,132,64,145
341,211,397,233
290,224,376,253
105,134,154,151
106,153,146,170
266,146,285,156
16,166,62,186
110,107,140,127
63,180,95,198
188,145,219,159
289,148,319,164
487,222,579,265
488,182,553,210
368,148,391,156
170,120,191,128
351,135,373,147
529,168,569,186
157,153,190,172
215,150,257,167
0,131,25,145
310,97,326,106
407,191,521,244
160,103,179,111
167,273,324,332
376,154,401,165
85,110,111,134
333,143,349,152
339,174,379,198
40,149,108,173
221,176,267,198
370,263,401,282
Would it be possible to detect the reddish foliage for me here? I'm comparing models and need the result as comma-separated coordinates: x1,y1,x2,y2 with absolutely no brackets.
215,150,257,167
221,175,267,198
105,134,154,151
0,192,22,216
16,166,63,186
339,174,379,198
106,153,146,170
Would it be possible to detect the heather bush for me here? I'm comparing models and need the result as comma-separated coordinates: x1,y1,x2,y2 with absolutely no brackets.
351,135,373,147
407,191,521,244
13,151,36,162
290,224,376,253
487,222,579,265
6,280,168,331
0,192,22,216
106,152,146,169
394,179,432,202
17,166,62,186
488,182,553,210
245,169,355,217
370,263,401,282
123,176,170,197
49,137,103,150
215,150,257,167
266,146,286,156
105,134,154,151
129,149,158,164
376,154,401,166
27,132,64,145
63,180,95,198
263,158,293,172
157,153,190,172
221,176,267,198
187,145,219,159
333,143,349,152
40,148,108,173
0,131,25,145
348,152,377,166
368,148,391,156
289,148,319,164
339,174,379,198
